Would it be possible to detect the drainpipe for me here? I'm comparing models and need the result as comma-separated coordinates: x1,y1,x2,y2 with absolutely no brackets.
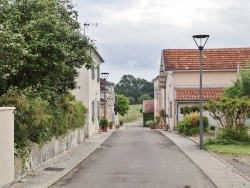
164,88,166,124
176,102,179,131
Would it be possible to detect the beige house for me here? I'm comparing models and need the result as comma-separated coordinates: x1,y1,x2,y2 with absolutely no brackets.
155,48,250,130
100,79,116,124
71,48,104,137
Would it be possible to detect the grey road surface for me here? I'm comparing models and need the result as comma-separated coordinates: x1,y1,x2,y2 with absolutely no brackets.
50,120,216,188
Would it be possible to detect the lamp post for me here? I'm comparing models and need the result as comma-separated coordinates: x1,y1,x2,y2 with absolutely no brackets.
101,72,109,119
192,34,209,150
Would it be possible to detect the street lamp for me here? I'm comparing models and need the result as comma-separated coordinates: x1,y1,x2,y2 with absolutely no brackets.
101,72,109,119
192,34,209,150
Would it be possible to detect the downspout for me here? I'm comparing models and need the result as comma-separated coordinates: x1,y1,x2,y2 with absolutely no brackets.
164,88,166,124
176,102,179,131
237,65,240,78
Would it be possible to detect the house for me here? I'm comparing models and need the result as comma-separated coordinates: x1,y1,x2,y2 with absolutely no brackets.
143,100,154,113
100,78,116,125
155,48,250,130
142,100,154,125
71,48,104,137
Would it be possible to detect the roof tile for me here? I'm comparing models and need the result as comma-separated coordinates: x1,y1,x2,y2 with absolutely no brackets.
163,48,250,70
176,87,224,101
144,100,154,113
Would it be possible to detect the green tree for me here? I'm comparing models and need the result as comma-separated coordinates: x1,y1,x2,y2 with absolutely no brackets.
0,0,93,103
137,93,152,104
224,67,250,98
115,75,153,104
114,94,130,116
203,96,250,131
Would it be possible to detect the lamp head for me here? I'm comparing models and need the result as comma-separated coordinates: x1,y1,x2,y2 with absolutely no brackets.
101,72,109,80
192,35,209,51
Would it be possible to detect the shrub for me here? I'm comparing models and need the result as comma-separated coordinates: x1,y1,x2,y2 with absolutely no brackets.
155,115,161,124
145,120,154,127
143,113,154,126
220,127,250,143
177,112,209,136
0,87,87,157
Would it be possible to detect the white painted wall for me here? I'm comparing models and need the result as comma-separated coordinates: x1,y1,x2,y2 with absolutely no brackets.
164,70,238,130
0,107,15,187
71,50,103,137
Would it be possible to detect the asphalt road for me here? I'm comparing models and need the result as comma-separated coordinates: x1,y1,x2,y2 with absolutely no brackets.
50,120,216,188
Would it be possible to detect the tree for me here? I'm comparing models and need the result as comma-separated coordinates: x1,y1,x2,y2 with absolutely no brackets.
224,67,250,98
203,96,250,131
0,0,93,103
115,75,154,104
137,93,152,104
114,94,130,116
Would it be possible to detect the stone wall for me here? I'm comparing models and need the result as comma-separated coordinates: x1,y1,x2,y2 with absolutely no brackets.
15,128,85,180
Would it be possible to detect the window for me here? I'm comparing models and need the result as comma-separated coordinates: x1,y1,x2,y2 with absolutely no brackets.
97,101,100,119
169,101,172,118
92,68,95,80
92,100,95,121
97,66,100,82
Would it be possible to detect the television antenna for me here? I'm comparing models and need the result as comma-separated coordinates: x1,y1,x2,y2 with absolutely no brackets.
83,21,98,36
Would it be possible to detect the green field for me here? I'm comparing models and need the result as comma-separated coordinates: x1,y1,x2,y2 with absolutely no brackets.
119,104,143,123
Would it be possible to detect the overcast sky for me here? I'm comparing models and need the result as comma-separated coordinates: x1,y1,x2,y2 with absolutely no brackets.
71,0,250,84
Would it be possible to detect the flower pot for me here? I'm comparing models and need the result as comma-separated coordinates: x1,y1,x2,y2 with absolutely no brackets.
157,124,163,129
151,125,156,129
102,125,108,132
162,124,168,131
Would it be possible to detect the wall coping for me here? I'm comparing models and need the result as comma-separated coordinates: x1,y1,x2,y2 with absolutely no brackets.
0,107,16,111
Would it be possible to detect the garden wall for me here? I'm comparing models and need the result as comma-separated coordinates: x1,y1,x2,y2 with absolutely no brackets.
15,128,85,180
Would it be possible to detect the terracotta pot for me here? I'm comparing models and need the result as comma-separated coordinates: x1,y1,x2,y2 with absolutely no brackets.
151,125,156,129
162,124,168,131
102,125,108,132
157,124,163,129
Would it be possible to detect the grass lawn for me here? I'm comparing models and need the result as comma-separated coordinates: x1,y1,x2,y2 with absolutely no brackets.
119,104,143,123
205,144,250,155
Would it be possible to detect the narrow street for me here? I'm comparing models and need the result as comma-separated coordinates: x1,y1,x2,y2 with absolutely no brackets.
50,119,216,188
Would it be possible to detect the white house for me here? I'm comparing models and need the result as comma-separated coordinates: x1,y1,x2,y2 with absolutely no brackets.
71,48,104,137
155,48,250,130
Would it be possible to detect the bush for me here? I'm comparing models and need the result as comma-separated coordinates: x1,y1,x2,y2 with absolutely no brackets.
145,120,154,127
0,87,87,156
177,112,209,136
220,127,250,143
155,115,161,124
143,113,154,126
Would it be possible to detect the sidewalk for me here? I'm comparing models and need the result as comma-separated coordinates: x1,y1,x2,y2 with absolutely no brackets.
10,129,117,188
158,130,250,188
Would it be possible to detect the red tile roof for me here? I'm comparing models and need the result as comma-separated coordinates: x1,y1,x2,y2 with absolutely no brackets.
143,100,154,113
163,48,250,70
176,87,224,101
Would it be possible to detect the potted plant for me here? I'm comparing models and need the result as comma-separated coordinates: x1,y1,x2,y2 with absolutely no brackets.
159,109,169,131
109,121,113,129
155,115,162,129
99,118,109,132
119,120,123,126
